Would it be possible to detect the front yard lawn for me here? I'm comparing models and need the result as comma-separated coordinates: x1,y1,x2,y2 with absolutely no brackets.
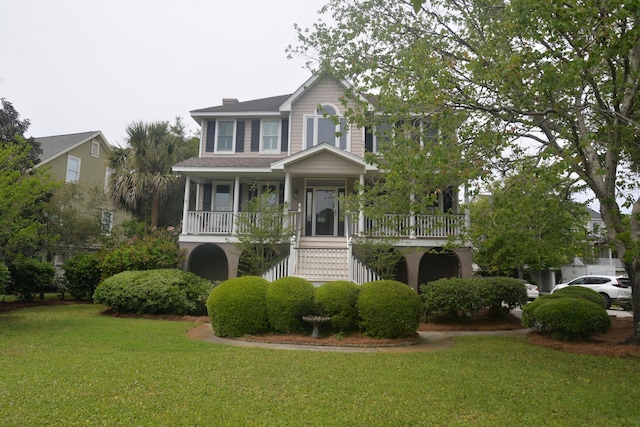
1,304,639,426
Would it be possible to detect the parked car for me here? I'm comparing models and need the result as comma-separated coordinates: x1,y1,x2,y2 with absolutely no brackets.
523,280,539,301
550,275,631,309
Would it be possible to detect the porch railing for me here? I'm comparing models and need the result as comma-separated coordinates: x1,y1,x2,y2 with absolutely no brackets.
184,211,464,239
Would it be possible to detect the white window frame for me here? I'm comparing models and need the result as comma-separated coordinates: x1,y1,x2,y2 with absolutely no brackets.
101,210,114,234
303,104,350,150
66,155,81,183
373,122,394,153
260,119,280,153
215,120,236,153
91,141,100,157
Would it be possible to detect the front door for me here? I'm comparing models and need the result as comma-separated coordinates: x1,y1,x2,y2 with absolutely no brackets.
307,187,345,236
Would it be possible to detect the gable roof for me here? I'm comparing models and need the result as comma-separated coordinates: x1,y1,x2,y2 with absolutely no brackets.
270,142,377,171
35,131,110,166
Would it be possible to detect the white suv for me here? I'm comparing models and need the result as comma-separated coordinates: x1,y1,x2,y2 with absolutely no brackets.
551,275,631,309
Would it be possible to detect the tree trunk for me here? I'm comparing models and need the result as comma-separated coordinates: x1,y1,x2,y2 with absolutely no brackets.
625,261,640,344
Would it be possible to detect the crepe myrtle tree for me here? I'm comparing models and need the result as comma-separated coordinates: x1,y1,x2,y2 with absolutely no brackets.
291,0,640,342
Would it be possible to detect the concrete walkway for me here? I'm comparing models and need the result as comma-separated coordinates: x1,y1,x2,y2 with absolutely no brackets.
186,323,531,353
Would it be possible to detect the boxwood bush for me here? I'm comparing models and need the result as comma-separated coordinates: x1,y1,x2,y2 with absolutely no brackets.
206,276,270,337
314,280,360,333
266,277,315,333
421,277,527,321
93,269,212,315
357,280,422,338
525,297,610,341
552,286,606,308
62,252,103,300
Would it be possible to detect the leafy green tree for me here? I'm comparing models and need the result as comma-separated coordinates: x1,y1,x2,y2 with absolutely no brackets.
235,188,294,276
0,139,57,263
0,98,42,168
108,118,196,229
43,183,117,260
292,0,640,342
471,163,588,278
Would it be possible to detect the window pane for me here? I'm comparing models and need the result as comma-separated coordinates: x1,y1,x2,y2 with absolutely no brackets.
317,117,335,145
217,121,234,151
215,184,231,211
66,157,80,182
262,120,279,151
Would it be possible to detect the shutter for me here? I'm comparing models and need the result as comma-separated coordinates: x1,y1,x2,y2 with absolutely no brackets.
281,119,289,152
205,121,216,152
251,120,260,152
236,121,245,152
365,127,373,152
203,184,213,210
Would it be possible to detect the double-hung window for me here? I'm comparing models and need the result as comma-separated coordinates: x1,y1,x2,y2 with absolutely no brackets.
216,121,235,152
261,120,280,153
66,155,81,183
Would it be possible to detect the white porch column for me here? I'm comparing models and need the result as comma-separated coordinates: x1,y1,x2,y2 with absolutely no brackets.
464,183,470,232
284,172,292,230
181,176,190,234
232,176,240,234
358,174,365,235
409,192,416,239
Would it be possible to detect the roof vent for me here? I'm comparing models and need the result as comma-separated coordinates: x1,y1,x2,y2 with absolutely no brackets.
222,98,239,105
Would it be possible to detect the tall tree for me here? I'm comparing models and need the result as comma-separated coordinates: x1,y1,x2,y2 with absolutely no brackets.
471,163,588,278
108,119,195,229
292,0,640,342
0,139,57,263
0,98,42,168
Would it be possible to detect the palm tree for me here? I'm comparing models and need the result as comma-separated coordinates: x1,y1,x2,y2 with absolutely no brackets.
108,120,192,229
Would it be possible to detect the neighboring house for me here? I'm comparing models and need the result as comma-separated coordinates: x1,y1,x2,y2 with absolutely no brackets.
560,208,626,282
173,75,472,289
34,131,127,263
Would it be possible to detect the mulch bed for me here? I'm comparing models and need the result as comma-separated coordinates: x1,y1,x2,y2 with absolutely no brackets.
2,300,638,357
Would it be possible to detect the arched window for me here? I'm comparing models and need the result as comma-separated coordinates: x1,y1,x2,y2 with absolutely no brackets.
304,104,349,149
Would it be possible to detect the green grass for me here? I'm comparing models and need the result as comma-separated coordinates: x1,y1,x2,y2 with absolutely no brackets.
1,305,639,426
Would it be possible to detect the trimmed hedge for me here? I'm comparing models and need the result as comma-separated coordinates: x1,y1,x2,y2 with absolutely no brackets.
207,276,270,338
93,269,212,315
62,252,103,300
552,286,606,308
357,280,422,338
266,277,315,333
525,297,610,341
314,280,360,332
421,277,527,321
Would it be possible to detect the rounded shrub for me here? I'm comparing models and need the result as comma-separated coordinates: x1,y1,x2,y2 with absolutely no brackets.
206,276,270,337
266,276,315,333
482,277,528,318
62,252,103,300
314,280,360,332
521,294,563,327
421,278,485,320
528,297,610,341
357,280,422,338
552,286,606,308
93,269,212,315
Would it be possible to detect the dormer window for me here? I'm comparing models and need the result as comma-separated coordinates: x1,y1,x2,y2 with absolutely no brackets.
305,104,348,150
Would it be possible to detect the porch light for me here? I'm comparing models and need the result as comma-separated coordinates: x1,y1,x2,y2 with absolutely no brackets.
293,189,299,199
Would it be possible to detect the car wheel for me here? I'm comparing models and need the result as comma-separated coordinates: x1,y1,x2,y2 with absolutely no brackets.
599,293,611,309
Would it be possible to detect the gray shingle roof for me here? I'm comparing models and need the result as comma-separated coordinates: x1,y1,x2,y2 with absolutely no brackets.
35,131,102,162
190,94,291,114
173,156,282,169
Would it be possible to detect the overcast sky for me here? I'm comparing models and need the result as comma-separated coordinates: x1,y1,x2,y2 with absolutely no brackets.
1,0,327,146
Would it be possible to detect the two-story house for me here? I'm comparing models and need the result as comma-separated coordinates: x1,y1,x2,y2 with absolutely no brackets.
173,75,472,290
35,131,128,263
